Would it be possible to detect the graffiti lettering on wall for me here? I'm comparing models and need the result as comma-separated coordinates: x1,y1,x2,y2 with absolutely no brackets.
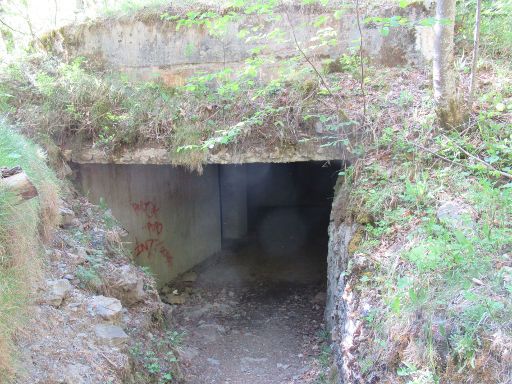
146,221,163,236
131,199,172,267
131,200,159,218
134,238,173,266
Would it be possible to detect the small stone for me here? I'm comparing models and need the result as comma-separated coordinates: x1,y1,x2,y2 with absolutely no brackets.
105,265,145,306
207,358,220,366
163,293,187,305
312,291,327,305
94,324,129,346
44,279,72,307
181,271,197,282
59,206,76,228
89,296,123,321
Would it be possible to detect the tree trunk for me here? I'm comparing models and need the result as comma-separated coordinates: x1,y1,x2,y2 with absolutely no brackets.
433,0,462,128
1,167,38,205
468,0,482,111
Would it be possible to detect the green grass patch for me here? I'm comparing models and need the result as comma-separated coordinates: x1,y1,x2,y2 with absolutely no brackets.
0,123,59,380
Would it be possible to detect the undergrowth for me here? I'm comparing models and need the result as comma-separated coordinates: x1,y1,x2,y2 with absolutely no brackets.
0,123,59,380
337,57,512,383
0,0,372,170
0,51,346,171
130,330,183,383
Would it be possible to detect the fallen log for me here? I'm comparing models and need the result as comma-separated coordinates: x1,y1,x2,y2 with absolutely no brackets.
0,166,38,205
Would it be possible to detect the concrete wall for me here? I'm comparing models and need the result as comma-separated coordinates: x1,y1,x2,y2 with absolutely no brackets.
220,165,248,242
55,5,433,86
79,163,221,286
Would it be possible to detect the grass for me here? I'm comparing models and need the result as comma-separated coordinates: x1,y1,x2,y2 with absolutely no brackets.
0,52,335,171
0,123,59,380
337,90,512,383
130,330,183,383
2,0,371,172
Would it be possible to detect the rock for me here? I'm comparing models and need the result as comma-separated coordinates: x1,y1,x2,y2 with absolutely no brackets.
181,271,197,282
163,293,187,305
44,279,72,307
94,324,129,346
61,363,91,384
89,296,123,321
312,291,327,305
105,265,145,306
437,200,475,232
59,206,76,228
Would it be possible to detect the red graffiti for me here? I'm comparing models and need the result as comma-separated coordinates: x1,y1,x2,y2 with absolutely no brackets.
159,244,173,266
146,221,163,236
134,238,159,258
131,200,159,218
134,238,173,267
131,200,172,267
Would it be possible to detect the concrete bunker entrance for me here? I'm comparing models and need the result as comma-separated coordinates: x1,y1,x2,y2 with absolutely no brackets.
212,161,339,288
78,160,341,382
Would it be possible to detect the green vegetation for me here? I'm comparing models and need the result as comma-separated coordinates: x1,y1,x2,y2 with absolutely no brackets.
0,51,343,170
130,330,183,383
0,123,59,380
457,0,512,59
338,52,512,384
0,0,511,382
1,0,365,170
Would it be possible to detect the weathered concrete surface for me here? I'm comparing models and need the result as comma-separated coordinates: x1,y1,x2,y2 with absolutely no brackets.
70,142,352,165
79,164,221,286
220,165,248,241
51,5,433,86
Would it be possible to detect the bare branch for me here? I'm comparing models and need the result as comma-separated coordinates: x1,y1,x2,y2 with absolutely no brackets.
284,11,348,120
0,17,28,35
441,134,512,180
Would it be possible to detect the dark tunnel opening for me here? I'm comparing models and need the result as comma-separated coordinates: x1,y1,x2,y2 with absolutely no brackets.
210,161,341,288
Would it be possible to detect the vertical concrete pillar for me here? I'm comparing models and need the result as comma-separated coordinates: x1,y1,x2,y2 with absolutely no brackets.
220,164,248,241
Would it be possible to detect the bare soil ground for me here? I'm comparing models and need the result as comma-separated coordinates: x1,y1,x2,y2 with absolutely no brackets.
164,241,331,384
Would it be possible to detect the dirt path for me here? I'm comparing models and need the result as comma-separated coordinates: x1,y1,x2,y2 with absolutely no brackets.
165,244,329,384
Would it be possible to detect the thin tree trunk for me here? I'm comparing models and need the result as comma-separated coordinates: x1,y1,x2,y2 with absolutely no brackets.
468,0,482,112
433,0,461,128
